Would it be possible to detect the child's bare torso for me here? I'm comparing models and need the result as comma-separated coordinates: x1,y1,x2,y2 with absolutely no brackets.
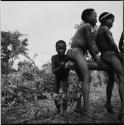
96,26,114,53
71,24,90,53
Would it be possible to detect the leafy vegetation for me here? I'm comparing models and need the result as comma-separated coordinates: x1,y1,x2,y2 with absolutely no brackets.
1,31,28,74
1,31,121,124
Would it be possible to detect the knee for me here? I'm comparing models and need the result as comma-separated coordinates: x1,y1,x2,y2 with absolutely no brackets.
117,72,123,82
84,74,91,83
118,75,123,84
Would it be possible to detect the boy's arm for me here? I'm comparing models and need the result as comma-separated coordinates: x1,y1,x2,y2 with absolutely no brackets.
51,56,61,74
104,27,121,59
119,32,123,53
84,25,100,63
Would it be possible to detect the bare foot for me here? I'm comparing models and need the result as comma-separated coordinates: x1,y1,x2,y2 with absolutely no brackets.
105,103,114,114
118,112,124,121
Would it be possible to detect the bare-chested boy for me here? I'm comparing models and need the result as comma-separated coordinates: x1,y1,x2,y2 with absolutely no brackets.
96,12,124,120
66,8,100,115
51,40,69,114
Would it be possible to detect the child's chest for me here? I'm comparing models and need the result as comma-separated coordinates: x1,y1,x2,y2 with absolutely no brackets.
55,56,67,66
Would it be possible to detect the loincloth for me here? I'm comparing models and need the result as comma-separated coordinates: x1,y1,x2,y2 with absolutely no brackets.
65,47,84,70
66,47,84,61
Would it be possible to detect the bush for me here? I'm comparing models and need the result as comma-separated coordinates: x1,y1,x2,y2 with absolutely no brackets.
1,60,55,110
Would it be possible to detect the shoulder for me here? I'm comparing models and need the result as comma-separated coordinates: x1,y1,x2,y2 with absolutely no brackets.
99,26,109,32
80,23,90,29
78,23,91,35
51,54,58,60
78,23,91,31
83,23,92,32
97,26,110,35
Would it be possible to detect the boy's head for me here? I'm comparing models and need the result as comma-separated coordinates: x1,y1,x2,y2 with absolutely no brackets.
56,40,66,56
99,12,114,29
81,8,97,26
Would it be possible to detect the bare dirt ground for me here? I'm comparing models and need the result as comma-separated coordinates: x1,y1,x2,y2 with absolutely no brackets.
1,83,124,124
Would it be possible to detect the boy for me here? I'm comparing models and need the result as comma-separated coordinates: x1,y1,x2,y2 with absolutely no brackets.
119,32,124,68
95,12,124,120
66,8,100,116
119,32,123,54
51,40,69,114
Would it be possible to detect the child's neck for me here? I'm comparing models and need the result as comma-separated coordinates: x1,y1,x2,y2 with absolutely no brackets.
58,54,65,57
101,24,109,29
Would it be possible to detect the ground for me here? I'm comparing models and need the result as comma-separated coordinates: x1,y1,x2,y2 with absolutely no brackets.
1,82,124,124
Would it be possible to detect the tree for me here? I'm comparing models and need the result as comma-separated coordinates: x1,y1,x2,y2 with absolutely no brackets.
1,31,28,74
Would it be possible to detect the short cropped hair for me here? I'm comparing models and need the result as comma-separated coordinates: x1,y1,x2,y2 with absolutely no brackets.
81,8,95,22
56,40,66,48
99,12,114,24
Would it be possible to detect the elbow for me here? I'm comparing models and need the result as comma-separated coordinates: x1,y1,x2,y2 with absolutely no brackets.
119,45,122,52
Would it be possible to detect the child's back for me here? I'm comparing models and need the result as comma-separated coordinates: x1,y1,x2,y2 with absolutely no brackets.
96,26,114,53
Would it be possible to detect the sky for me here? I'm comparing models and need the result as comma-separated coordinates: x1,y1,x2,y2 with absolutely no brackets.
1,1,123,69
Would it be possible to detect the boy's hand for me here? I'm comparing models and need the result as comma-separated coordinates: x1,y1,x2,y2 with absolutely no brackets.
60,61,66,67
65,61,75,70
96,59,103,66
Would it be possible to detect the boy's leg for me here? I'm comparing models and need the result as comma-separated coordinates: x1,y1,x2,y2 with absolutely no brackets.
53,77,61,113
105,69,114,113
102,53,124,119
66,48,83,112
75,51,91,113
122,52,124,72
66,48,91,114
74,92,82,113
61,78,69,113
74,70,83,113
122,53,124,121
111,57,124,120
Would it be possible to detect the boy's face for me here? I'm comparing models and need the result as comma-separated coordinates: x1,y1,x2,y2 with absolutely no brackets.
87,10,97,26
56,43,66,56
104,17,114,29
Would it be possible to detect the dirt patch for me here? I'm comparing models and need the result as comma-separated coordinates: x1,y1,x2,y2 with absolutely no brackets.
1,84,123,124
